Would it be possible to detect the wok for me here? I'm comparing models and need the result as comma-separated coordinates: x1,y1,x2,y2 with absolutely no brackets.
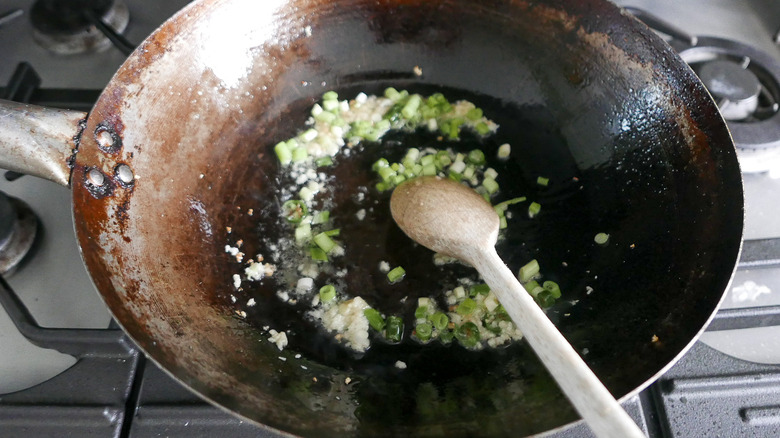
0,0,743,436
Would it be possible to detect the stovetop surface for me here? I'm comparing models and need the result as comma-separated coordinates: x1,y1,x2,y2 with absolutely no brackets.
2,0,780,437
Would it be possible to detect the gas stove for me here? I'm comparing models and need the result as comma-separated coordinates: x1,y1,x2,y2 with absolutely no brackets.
1,0,780,437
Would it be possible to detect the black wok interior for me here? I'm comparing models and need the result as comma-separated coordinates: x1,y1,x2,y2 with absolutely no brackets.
72,0,743,436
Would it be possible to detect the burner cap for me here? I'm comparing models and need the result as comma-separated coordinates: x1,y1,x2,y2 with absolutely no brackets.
0,192,38,276
698,59,761,121
30,0,129,55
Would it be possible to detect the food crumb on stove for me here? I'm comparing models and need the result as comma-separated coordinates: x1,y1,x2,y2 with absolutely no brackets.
582,348,589,355
301,365,308,370
247,298,256,307
225,245,239,256
235,310,247,318
345,377,352,384
651,334,659,343
313,377,318,382
226,226,232,233
378,261,390,273
585,286,594,295
279,356,287,361
276,290,290,302
232,274,241,289
356,208,366,221
268,329,288,351
248,208,254,216
395,360,407,369
295,353,302,359
230,295,237,303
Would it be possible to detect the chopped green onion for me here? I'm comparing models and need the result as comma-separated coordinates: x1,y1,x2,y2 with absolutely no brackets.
384,87,401,101
469,283,490,296
299,128,318,143
466,107,483,121
364,308,385,331
311,210,330,225
372,158,390,171
324,228,340,237
387,266,406,283
456,298,477,315
422,164,437,176
405,148,421,162
543,280,561,299
322,90,338,101
497,143,511,159
274,141,292,165
430,312,449,331
467,149,486,165
385,316,404,342
281,200,308,223
499,216,508,229
474,121,490,135
420,154,435,166
523,280,541,296
415,305,429,319
295,223,312,244
494,197,527,212
484,168,498,180
528,201,541,218
315,156,333,167
439,329,454,344
313,232,338,253
455,322,481,348
595,232,610,245
482,177,499,195
314,110,336,123
415,322,433,341
401,94,422,119
519,259,540,282
310,246,328,262
537,176,550,186
535,290,556,308
319,284,336,302
377,166,396,182
291,147,308,163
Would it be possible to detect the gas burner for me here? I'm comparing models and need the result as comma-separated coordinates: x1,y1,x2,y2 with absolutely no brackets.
30,0,129,55
673,37,780,174
0,191,38,276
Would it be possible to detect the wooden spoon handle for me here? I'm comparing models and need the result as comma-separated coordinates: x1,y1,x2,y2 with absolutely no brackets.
473,248,645,438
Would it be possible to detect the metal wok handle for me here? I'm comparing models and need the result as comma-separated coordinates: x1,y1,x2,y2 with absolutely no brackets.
0,99,87,187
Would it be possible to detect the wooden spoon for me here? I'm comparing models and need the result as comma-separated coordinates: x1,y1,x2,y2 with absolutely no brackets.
390,176,645,438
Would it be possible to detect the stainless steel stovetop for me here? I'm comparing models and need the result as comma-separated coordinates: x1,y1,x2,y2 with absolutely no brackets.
1,0,780,436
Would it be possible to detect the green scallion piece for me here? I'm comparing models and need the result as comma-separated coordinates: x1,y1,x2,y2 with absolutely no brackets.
315,156,334,167
523,280,541,296
466,149,486,165
519,259,540,283
537,176,550,186
497,143,511,159
401,94,422,119
595,232,610,245
535,290,556,308
310,247,328,262
322,90,338,101
274,141,292,165
414,305,429,319
415,322,433,342
314,110,336,123
384,87,401,101
387,266,406,283
372,158,390,171
528,201,541,218
385,316,404,342
295,223,312,244
455,322,481,348
430,312,449,331
543,280,562,299
291,147,308,163
456,298,477,315
311,210,330,225
281,200,308,223
475,121,491,135
494,197,527,211
313,232,338,253
422,164,437,176
377,166,396,182
466,107,483,121
364,308,385,331
439,329,454,344
482,177,499,195
469,284,491,296
319,284,336,302
500,216,508,229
